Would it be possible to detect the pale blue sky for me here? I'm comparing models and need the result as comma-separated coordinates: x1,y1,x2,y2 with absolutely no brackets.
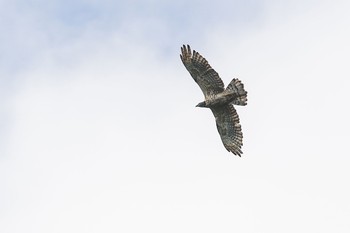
1,0,350,232
1,0,263,73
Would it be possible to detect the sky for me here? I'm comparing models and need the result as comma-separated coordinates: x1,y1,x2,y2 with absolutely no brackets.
1,0,350,232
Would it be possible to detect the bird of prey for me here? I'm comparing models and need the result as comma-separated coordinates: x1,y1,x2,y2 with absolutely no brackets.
180,45,247,156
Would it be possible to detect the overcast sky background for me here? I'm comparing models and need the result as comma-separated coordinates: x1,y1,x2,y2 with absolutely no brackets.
1,0,350,232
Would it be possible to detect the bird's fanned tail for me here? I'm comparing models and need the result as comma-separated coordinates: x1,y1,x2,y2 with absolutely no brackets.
225,78,247,106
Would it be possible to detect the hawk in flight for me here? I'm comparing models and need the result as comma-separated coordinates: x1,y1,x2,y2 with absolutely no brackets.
180,45,247,156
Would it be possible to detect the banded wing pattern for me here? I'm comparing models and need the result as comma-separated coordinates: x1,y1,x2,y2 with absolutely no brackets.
211,104,243,156
180,45,224,97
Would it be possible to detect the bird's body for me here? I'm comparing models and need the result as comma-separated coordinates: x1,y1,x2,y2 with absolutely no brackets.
180,45,247,156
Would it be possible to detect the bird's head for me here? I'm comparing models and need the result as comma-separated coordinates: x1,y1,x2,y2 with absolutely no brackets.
196,101,207,108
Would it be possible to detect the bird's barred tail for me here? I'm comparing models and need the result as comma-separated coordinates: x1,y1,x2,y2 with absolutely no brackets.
226,78,247,106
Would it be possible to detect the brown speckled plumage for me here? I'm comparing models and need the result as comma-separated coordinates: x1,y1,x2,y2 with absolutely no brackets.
180,45,247,156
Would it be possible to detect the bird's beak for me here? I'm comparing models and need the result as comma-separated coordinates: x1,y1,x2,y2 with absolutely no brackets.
196,101,206,107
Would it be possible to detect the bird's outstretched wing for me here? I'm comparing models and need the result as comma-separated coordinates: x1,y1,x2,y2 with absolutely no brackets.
180,44,224,97
211,104,243,156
